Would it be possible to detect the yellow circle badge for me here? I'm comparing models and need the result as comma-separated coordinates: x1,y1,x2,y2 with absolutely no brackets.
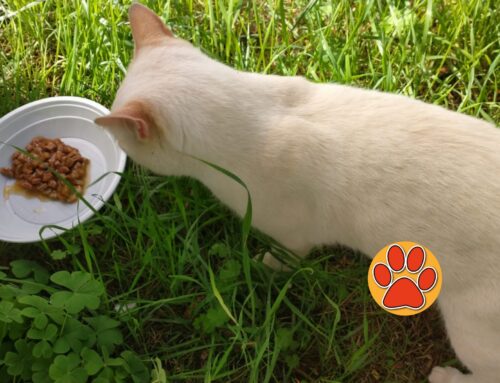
368,241,442,316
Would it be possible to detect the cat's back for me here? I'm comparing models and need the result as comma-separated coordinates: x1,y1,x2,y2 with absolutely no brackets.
304,84,500,257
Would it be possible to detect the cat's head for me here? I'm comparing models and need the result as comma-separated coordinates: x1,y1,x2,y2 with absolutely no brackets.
94,3,207,175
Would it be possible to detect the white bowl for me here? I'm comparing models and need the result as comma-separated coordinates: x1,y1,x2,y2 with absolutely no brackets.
0,96,126,243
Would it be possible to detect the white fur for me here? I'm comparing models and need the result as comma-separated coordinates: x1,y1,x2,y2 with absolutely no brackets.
97,5,500,382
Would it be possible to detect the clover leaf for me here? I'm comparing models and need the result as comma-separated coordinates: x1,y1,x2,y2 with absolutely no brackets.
50,271,104,314
219,259,241,282
4,321,26,340
28,323,58,358
81,347,104,375
49,353,88,383
53,317,95,354
28,323,58,342
10,260,49,284
85,316,123,353
0,301,24,324
276,327,297,351
193,306,229,334
4,339,34,379
32,357,52,383
94,366,128,383
18,295,65,325
121,350,150,383
91,347,127,382
50,250,67,261
208,243,231,258
21,307,48,329
0,284,27,300
285,354,300,369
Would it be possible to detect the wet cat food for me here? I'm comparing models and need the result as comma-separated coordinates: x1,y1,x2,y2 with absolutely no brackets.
0,137,89,203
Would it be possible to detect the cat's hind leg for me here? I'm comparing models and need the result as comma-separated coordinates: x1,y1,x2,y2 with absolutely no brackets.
431,289,500,383
428,366,485,383
258,251,290,271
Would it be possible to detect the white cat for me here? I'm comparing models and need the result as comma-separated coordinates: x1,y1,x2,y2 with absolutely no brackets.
95,4,500,382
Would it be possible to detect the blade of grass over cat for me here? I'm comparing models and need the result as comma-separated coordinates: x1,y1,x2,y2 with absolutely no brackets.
195,157,257,324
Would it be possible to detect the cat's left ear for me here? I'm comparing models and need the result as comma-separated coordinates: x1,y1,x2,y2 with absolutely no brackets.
129,3,174,51
94,102,153,141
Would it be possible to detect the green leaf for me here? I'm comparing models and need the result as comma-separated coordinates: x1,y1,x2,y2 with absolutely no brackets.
0,336,14,358
0,271,7,279
81,347,104,375
94,366,125,382
53,318,95,354
85,316,123,352
50,271,104,314
18,295,65,325
21,306,39,318
52,338,71,354
51,250,67,260
28,323,58,342
28,323,58,359
121,351,150,383
21,278,46,294
0,301,24,324
101,346,125,367
0,284,27,299
49,353,88,383
21,306,49,329
285,354,300,369
94,367,114,383
32,358,52,383
85,224,103,235
33,369,52,383
33,340,53,359
4,339,34,379
34,313,49,329
67,244,81,255
276,328,297,351
193,306,229,334
10,260,49,284
219,259,241,282
5,321,26,340
208,243,231,258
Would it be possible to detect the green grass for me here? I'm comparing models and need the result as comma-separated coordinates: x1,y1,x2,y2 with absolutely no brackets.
0,0,498,382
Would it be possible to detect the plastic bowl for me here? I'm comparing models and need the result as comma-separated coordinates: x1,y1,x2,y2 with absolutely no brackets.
0,96,126,243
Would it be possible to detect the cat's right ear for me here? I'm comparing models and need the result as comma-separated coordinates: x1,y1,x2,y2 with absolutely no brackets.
94,102,153,141
129,3,174,51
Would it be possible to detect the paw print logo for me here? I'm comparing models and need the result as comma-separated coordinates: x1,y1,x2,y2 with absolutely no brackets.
368,242,442,316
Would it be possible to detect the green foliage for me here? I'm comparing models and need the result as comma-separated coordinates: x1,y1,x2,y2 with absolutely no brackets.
0,261,150,383
50,271,104,314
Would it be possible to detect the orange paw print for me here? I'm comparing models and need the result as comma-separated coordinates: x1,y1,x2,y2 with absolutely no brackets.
368,242,442,316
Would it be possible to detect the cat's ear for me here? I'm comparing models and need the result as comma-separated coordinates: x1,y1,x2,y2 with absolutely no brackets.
129,3,174,50
94,102,152,141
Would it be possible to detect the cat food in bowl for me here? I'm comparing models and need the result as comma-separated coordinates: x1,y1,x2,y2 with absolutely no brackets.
1,137,90,203
0,96,127,243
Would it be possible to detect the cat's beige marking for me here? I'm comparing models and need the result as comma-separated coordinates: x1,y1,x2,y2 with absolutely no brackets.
95,100,154,140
